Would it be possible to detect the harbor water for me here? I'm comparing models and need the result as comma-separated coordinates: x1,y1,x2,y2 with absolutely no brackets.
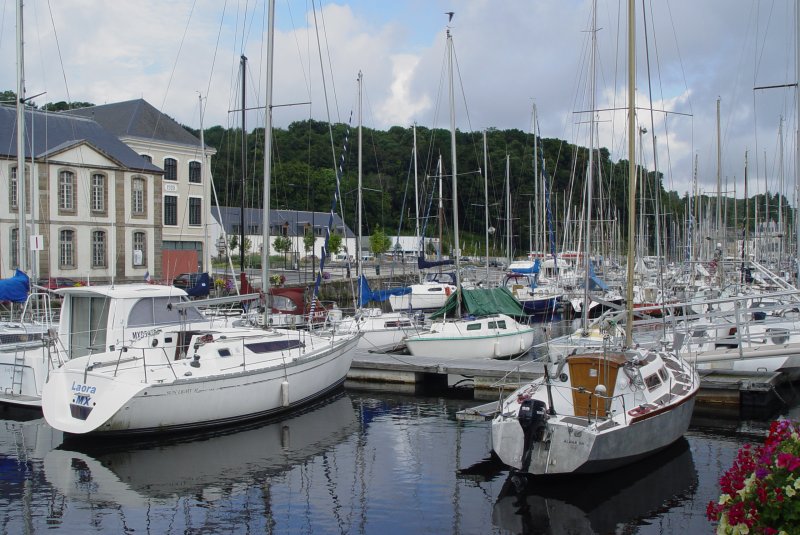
2,384,794,534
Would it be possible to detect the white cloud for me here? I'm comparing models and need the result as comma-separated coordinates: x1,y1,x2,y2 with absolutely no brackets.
0,0,795,200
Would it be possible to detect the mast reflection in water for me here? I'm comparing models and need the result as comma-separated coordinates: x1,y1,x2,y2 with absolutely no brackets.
0,391,768,534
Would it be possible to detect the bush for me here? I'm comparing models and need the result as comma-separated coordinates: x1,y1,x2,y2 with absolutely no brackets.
707,419,800,534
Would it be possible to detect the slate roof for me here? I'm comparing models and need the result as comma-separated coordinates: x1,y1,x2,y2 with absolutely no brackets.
213,207,355,238
64,99,207,149
0,105,162,173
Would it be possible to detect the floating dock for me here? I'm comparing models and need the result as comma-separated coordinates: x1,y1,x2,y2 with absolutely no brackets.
346,348,798,415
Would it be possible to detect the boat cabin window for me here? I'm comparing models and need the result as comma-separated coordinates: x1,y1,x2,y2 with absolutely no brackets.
69,295,110,359
658,367,669,382
487,320,507,329
466,323,482,331
644,373,662,391
271,295,298,313
691,327,706,338
427,287,443,293
128,296,205,328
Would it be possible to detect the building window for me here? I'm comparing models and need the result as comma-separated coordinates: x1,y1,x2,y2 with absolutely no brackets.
141,154,152,163
92,230,106,267
10,166,18,210
164,195,178,226
189,161,201,183
164,158,177,180
10,228,18,268
132,177,145,216
59,229,75,268
189,197,201,226
91,173,106,213
133,231,146,266
10,165,30,211
59,170,75,212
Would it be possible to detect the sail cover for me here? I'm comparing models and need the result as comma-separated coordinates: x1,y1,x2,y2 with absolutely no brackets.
0,269,30,303
358,275,410,307
430,287,525,319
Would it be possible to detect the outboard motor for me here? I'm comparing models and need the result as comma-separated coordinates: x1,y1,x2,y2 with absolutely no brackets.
518,399,548,473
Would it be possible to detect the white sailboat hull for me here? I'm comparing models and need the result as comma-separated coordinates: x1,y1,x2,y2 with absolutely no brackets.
490,349,699,475
405,314,535,360
42,330,359,435
491,396,696,474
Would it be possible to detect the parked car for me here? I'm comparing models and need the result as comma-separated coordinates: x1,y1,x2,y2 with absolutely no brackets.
172,273,206,290
36,277,80,290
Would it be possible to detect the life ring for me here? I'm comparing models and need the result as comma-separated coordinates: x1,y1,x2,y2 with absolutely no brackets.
445,287,451,296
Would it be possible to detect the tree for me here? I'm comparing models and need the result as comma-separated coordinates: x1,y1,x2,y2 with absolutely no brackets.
303,227,315,257
328,233,343,256
370,226,392,275
273,235,292,269
370,225,391,257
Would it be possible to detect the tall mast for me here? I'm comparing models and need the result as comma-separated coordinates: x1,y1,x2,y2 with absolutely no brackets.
582,0,598,332
447,26,461,292
413,123,420,265
239,54,248,279
483,130,490,280
357,71,363,285
716,97,722,242
505,154,511,266
261,0,275,294
624,0,637,348
795,0,800,284
16,0,27,274
199,93,208,272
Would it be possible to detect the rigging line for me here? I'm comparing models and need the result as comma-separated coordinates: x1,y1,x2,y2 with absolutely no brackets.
285,0,312,97
202,0,229,112
362,82,388,228
153,0,199,142
316,0,341,124
44,1,70,104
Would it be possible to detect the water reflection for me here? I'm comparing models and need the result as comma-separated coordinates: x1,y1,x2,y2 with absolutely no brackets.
492,439,698,534
44,393,359,506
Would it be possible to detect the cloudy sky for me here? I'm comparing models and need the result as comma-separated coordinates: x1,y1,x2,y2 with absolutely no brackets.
1,0,796,200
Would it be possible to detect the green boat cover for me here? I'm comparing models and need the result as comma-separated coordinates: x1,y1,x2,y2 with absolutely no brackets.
430,286,526,319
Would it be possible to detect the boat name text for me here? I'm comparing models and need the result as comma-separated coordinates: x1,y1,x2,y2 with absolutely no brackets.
131,328,163,341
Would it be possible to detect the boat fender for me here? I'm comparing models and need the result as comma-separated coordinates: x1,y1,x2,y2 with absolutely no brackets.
445,287,451,297
281,380,290,407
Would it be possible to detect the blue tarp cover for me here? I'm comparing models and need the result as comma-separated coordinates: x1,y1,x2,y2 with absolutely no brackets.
588,262,609,291
359,275,411,307
0,270,29,302
509,258,540,275
185,272,211,297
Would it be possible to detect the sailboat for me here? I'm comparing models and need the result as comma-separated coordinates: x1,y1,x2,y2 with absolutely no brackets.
489,0,699,474
40,0,359,435
0,0,60,407
330,72,428,351
403,21,535,361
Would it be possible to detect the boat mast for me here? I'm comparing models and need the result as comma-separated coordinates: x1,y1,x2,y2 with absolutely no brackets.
357,71,363,291
582,0,598,333
261,0,275,299
483,130,490,280
240,54,248,281
447,24,461,293
16,0,28,274
413,122,420,278
795,1,800,285
505,154,511,267
624,0,636,348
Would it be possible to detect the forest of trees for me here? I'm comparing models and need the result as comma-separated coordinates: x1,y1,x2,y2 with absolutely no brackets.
3,90,791,258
